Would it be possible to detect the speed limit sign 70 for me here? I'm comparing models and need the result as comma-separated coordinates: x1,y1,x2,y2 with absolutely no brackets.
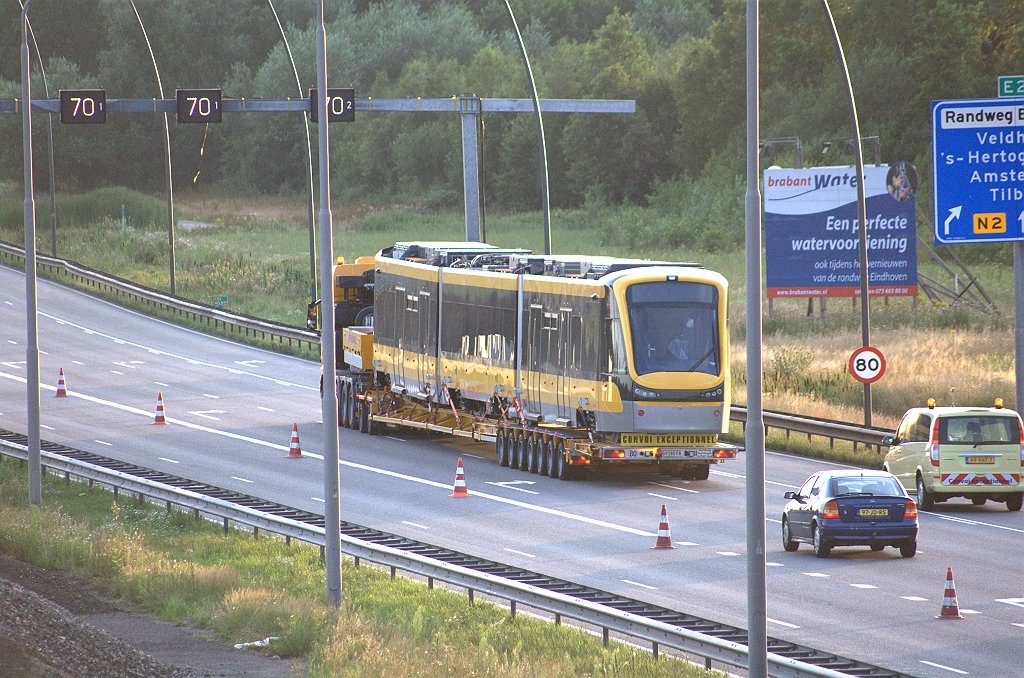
848,346,886,384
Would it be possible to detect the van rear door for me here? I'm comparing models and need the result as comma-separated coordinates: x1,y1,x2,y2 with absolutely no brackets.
938,414,1021,489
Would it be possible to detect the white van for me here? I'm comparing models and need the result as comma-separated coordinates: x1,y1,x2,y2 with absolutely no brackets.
883,402,1023,511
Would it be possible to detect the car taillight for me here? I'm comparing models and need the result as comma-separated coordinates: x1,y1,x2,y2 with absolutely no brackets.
904,499,918,519
822,500,839,519
930,418,941,467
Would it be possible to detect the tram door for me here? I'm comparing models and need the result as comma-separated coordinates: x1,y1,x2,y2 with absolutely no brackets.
525,303,544,417
393,285,406,390
555,309,576,421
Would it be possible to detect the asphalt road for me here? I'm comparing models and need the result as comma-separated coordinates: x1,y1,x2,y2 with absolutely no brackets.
1,264,1021,678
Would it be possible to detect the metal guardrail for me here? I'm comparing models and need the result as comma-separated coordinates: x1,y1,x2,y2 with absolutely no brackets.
0,435,902,678
0,242,319,351
1,241,898,451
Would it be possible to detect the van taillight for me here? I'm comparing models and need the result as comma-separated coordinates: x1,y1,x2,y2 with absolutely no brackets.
904,500,918,519
823,500,839,519
1018,417,1024,463
930,418,940,467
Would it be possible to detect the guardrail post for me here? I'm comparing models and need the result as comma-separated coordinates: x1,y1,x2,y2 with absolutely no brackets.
138,491,144,505
166,500,172,514
652,641,659,660
223,517,229,534
602,627,609,647
113,485,118,499
253,526,259,540
427,576,432,589
468,588,474,604
391,566,396,580
555,613,560,625
510,600,516,619
285,535,291,546
354,556,360,568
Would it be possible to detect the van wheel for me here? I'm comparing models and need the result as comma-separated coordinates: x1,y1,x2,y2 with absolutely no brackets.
972,497,987,506
812,524,831,558
916,475,934,511
869,544,885,552
899,540,917,558
1007,494,1023,512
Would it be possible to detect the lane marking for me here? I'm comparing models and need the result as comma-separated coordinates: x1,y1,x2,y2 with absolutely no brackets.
39,351,47,355
902,596,928,602
711,469,802,489
257,407,275,412
647,481,699,494
230,476,253,483
1,361,25,368
385,436,406,442
188,410,225,421
928,512,1024,535
111,370,123,375
158,457,180,464
766,562,784,567
850,584,878,589
311,497,324,503
486,480,539,495
401,521,429,530
766,518,782,524
675,541,698,546
995,598,1024,608
72,360,84,365
7,340,16,344
40,424,53,430
0,370,656,538
202,393,219,399
767,617,800,629
235,360,265,367
647,492,677,501
717,551,740,556
94,440,113,446
919,660,969,675
37,311,317,391
462,453,485,459
621,579,657,590
1014,623,1024,629
3,301,11,305
960,609,981,615
154,381,168,387
803,572,829,578
112,361,137,369
503,548,536,558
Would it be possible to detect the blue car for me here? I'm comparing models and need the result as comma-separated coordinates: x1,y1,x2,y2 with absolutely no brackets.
781,470,919,558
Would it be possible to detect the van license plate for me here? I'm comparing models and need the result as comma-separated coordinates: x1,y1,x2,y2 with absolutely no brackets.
858,508,888,517
966,456,995,464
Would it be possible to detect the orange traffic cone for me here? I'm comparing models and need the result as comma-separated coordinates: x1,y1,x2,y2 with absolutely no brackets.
55,368,68,397
152,392,167,425
284,423,303,459
449,457,470,497
936,567,964,619
652,504,677,549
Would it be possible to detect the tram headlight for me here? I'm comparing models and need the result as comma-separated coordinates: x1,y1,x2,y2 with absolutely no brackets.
634,387,659,399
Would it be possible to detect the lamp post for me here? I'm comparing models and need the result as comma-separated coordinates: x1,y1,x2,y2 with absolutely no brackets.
21,0,42,507
128,0,176,296
502,0,551,255
820,0,872,426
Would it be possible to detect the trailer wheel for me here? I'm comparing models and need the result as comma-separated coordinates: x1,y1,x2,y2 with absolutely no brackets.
539,438,550,476
509,433,521,469
497,430,510,467
541,439,555,476
349,392,361,430
527,436,540,473
517,434,530,472
555,441,573,480
359,399,370,433
680,464,710,481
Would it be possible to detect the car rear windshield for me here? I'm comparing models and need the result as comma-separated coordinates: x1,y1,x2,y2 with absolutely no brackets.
830,476,903,497
939,416,1019,445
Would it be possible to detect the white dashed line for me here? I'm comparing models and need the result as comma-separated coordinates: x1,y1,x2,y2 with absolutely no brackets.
767,617,800,629
94,440,113,446
803,572,829,578
401,521,430,530
40,424,53,430
996,598,1024,608
158,458,180,464
462,454,485,459
766,562,784,567
920,660,969,674
647,481,699,494
111,370,123,375
3,301,11,305
385,436,406,442
850,584,878,589
311,497,324,503
230,476,253,483
39,351,47,355
202,393,219,399
188,410,224,421
6,340,16,344
621,579,658,590
647,493,677,501
1013,623,1024,629
766,518,782,523
503,548,536,558
154,381,168,386
902,596,928,602
959,609,981,615
675,541,698,546
257,407,275,412
717,551,740,556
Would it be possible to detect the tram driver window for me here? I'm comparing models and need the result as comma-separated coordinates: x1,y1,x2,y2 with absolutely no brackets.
626,282,720,376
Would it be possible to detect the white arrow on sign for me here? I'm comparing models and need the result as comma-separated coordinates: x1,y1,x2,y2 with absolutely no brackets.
187,410,225,421
944,205,962,235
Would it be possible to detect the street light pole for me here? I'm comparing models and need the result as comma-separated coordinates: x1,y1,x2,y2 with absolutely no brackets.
315,0,342,609
744,0,767,675
821,0,871,426
21,0,41,507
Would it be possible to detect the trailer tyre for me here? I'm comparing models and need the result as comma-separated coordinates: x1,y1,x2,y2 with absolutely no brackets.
509,433,521,470
342,383,353,429
539,438,550,476
497,431,510,467
555,441,573,480
517,434,530,471
527,436,540,473
680,464,710,481
349,392,360,430
359,399,370,433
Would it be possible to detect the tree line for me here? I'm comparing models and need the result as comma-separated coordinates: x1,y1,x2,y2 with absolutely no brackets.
0,0,1022,221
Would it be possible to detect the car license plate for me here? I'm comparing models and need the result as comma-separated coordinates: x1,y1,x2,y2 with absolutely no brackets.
619,434,717,446
966,456,995,464
858,508,888,517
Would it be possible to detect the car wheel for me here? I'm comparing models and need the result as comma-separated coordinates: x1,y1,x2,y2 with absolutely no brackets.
972,497,987,506
812,524,831,558
899,540,917,558
1006,493,1023,512
917,474,934,511
869,544,885,552
781,517,798,552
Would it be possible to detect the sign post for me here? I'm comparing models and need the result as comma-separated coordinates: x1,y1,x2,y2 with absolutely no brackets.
933,97,1024,412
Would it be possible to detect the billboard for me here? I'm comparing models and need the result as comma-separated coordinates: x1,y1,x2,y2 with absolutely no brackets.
764,164,918,298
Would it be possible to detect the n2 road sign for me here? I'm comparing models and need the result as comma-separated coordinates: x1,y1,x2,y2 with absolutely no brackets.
932,97,1024,244
848,346,886,384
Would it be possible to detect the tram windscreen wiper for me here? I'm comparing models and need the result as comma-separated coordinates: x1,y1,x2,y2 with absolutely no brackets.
685,346,716,373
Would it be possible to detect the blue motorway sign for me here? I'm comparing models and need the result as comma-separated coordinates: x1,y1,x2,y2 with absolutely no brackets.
932,97,1024,244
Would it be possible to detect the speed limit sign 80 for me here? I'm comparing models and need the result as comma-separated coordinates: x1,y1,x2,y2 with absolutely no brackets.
848,346,886,384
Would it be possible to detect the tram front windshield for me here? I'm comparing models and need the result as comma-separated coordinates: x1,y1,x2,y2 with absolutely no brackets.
626,281,719,377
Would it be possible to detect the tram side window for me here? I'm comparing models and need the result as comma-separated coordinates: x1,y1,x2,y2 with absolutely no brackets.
605,318,628,375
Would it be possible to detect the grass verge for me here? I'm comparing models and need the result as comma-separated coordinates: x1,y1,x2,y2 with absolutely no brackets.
0,458,727,678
